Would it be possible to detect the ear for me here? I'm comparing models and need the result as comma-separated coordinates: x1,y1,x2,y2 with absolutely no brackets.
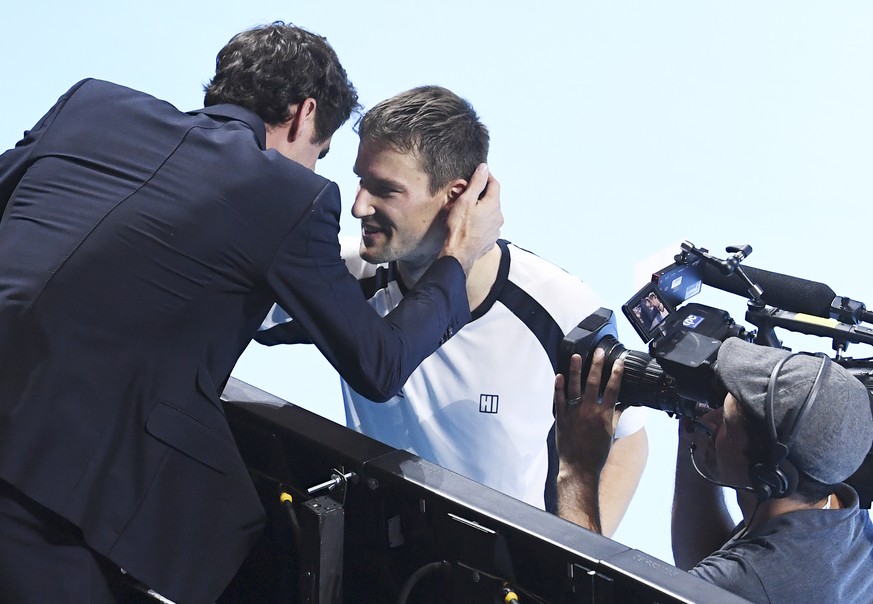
444,179,468,205
287,98,318,142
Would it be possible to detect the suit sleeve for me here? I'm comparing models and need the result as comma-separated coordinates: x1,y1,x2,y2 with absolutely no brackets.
256,238,365,346
265,181,471,402
255,304,311,345
0,80,89,219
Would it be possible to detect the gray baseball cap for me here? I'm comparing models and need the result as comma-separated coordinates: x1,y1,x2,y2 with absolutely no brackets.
715,337,873,485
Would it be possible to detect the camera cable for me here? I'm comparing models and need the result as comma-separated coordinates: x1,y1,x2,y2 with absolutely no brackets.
396,560,451,604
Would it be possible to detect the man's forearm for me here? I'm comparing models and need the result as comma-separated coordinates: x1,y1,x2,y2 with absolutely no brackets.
598,428,648,537
671,438,735,570
557,468,601,533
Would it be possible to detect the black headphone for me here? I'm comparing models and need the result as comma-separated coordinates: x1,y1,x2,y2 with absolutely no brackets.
749,352,830,501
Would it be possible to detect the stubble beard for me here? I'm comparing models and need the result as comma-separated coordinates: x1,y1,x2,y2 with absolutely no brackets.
359,238,399,266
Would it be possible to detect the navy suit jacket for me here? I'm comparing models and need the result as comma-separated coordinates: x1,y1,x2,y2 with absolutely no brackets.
0,79,470,602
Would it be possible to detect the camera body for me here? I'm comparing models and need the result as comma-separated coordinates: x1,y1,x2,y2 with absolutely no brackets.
558,302,743,419
558,252,747,418
558,241,873,505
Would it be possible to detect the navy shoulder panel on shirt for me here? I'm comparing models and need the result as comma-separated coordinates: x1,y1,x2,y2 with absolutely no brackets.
491,242,564,371
499,280,564,372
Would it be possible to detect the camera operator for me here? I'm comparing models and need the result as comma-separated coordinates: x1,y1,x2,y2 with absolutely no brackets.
555,338,873,602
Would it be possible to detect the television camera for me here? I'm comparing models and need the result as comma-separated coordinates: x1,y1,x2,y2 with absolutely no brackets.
558,241,873,505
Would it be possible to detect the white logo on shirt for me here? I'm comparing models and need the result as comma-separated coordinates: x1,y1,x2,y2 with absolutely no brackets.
479,394,499,414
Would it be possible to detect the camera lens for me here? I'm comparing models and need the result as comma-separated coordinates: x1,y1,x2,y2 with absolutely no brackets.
596,336,663,403
595,336,707,417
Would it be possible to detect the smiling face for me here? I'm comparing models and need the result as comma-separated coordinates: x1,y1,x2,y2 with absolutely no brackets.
351,141,462,275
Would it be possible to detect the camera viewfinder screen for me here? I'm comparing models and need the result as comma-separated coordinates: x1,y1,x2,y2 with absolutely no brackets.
623,284,673,342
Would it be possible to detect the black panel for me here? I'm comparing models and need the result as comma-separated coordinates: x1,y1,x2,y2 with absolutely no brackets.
220,377,749,604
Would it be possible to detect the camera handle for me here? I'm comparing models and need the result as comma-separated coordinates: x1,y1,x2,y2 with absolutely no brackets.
745,303,873,356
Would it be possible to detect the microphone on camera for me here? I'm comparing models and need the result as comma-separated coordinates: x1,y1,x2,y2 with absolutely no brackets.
699,263,873,324
698,263,834,316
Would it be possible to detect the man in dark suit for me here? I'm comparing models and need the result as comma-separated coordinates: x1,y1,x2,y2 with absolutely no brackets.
0,22,502,603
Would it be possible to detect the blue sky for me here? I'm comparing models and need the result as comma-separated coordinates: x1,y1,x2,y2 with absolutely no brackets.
3,1,872,564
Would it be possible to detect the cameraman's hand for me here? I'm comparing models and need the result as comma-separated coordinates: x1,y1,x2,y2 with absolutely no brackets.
555,350,624,474
554,349,624,532
439,164,503,275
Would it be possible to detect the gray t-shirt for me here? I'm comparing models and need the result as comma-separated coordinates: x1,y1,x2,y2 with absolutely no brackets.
690,484,873,603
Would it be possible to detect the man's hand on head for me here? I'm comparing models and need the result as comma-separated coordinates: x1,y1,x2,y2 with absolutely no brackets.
439,163,503,275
